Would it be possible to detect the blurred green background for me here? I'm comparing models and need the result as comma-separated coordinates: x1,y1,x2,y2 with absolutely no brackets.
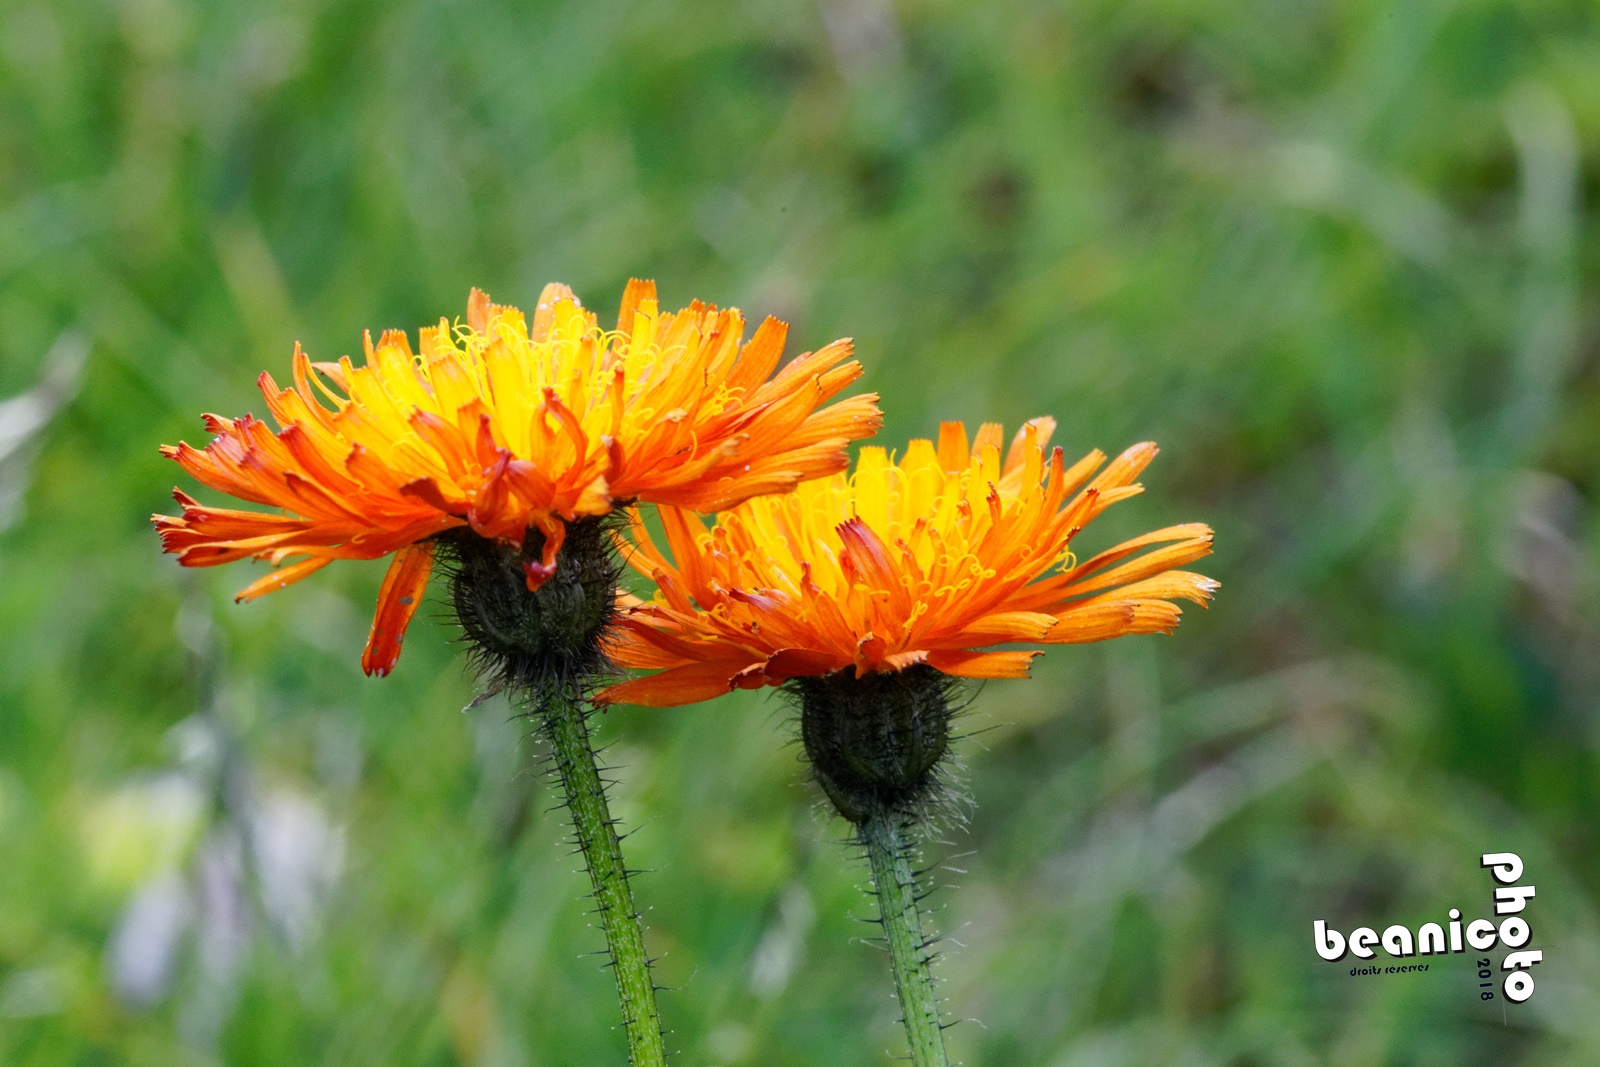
2,0,1598,1064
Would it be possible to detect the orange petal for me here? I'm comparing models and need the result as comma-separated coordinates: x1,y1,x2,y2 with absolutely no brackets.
529,282,578,341
1002,417,1056,475
1058,523,1213,584
595,660,753,707
836,518,896,589
616,278,657,340
1045,600,1184,643
234,555,333,603
1086,442,1158,494
854,631,888,676
936,422,970,473
923,649,1040,679
1058,537,1215,599
361,541,437,676
946,610,1057,644
601,623,697,670
1079,571,1220,608
399,477,457,514
970,422,1005,459
724,316,788,394
761,647,845,683
467,288,492,334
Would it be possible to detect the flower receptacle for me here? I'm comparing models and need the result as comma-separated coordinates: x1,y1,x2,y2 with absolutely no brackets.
792,664,958,824
444,516,621,691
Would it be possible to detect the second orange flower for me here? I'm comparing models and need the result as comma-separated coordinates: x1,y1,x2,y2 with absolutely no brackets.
600,418,1217,706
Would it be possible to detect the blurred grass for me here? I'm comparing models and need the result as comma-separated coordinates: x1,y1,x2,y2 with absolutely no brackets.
2,0,1600,1064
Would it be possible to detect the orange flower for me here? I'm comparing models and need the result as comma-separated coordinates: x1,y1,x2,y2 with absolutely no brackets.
599,419,1216,706
155,282,882,675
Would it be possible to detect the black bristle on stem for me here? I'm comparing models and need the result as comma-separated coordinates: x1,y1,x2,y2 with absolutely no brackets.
787,664,962,1067
440,513,665,1067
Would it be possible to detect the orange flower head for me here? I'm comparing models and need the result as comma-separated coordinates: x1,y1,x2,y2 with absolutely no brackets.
155,281,882,676
599,418,1217,707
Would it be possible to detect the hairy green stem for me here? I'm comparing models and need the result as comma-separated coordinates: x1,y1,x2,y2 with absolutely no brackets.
860,810,948,1067
538,685,665,1067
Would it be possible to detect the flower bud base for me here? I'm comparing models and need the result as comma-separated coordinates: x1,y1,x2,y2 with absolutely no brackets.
793,664,957,824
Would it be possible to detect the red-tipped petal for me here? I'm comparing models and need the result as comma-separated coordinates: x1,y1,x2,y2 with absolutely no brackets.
595,660,752,707
761,647,844,683
361,541,437,676
522,515,567,592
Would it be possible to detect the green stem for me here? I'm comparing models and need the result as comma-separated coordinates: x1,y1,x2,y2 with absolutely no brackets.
538,685,666,1067
860,810,949,1067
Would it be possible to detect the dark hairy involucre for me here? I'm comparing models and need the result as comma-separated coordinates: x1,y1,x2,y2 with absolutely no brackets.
440,515,624,693
789,664,967,825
